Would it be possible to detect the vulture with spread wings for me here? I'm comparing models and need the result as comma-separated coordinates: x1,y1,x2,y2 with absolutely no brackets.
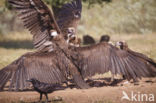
0,0,156,91
53,0,82,40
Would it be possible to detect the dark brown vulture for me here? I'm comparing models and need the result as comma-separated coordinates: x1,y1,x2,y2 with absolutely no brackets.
0,0,156,91
83,35,96,45
100,35,110,43
1,0,89,90
53,0,82,41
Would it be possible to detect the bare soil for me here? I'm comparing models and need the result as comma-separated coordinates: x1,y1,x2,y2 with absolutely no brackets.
0,78,156,103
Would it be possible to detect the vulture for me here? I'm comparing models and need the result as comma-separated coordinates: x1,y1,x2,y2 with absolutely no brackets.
0,0,156,91
83,35,96,45
53,0,82,41
100,35,110,43
0,0,90,90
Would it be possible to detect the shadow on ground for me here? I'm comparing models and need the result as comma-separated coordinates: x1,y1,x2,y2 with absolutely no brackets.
86,78,124,87
0,40,33,49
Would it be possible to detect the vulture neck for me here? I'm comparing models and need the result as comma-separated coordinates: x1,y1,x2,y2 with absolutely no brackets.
121,45,129,51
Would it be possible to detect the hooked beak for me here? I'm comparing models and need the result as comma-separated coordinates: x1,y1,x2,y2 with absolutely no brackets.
115,41,121,47
26,79,32,82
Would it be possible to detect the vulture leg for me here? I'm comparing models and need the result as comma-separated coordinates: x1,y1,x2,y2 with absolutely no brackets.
73,74,90,89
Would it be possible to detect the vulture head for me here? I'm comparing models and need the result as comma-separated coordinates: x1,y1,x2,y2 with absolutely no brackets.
83,35,96,45
100,35,110,42
115,41,128,50
67,27,76,38
73,10,81,19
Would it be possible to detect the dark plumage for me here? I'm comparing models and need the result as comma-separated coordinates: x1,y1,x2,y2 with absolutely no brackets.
26,78,65,102
1,42,156,91
5,0,90,90
83,35,96,45
116,41,156,80
54,0,82,40
100,35,110,42
1,0,156,91
116,41,156,72
0,49,90,91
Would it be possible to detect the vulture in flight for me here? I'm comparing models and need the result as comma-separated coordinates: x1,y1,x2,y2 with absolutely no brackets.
0,0,156,91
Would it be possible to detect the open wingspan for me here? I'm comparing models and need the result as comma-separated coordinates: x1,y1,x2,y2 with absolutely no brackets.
0,52,67,91
76,42,156,81
8,0,61,51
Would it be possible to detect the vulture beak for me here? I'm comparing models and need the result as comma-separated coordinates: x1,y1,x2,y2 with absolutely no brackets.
115,41,122,47
26,79,32,82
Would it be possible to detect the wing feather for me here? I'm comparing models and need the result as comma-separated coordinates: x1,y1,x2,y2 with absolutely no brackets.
77,42,156,80
8,0,61,51
0,52,66,90
53,0,82,37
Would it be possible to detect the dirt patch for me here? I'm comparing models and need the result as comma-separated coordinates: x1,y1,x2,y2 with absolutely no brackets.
0,78,156,103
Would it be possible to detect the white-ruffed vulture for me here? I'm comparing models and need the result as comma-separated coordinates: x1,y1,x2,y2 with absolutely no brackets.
83,35,96,45
0,0,156,91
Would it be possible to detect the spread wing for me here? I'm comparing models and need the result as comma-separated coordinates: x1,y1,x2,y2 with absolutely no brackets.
77,42,156,81
53,0,82,37
8,0,61,51
0,52,66,91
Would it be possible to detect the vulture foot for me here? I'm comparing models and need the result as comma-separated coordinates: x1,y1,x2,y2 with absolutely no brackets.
73,75,90,89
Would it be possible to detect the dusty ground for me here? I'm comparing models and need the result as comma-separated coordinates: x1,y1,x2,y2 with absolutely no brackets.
0,78,156,103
